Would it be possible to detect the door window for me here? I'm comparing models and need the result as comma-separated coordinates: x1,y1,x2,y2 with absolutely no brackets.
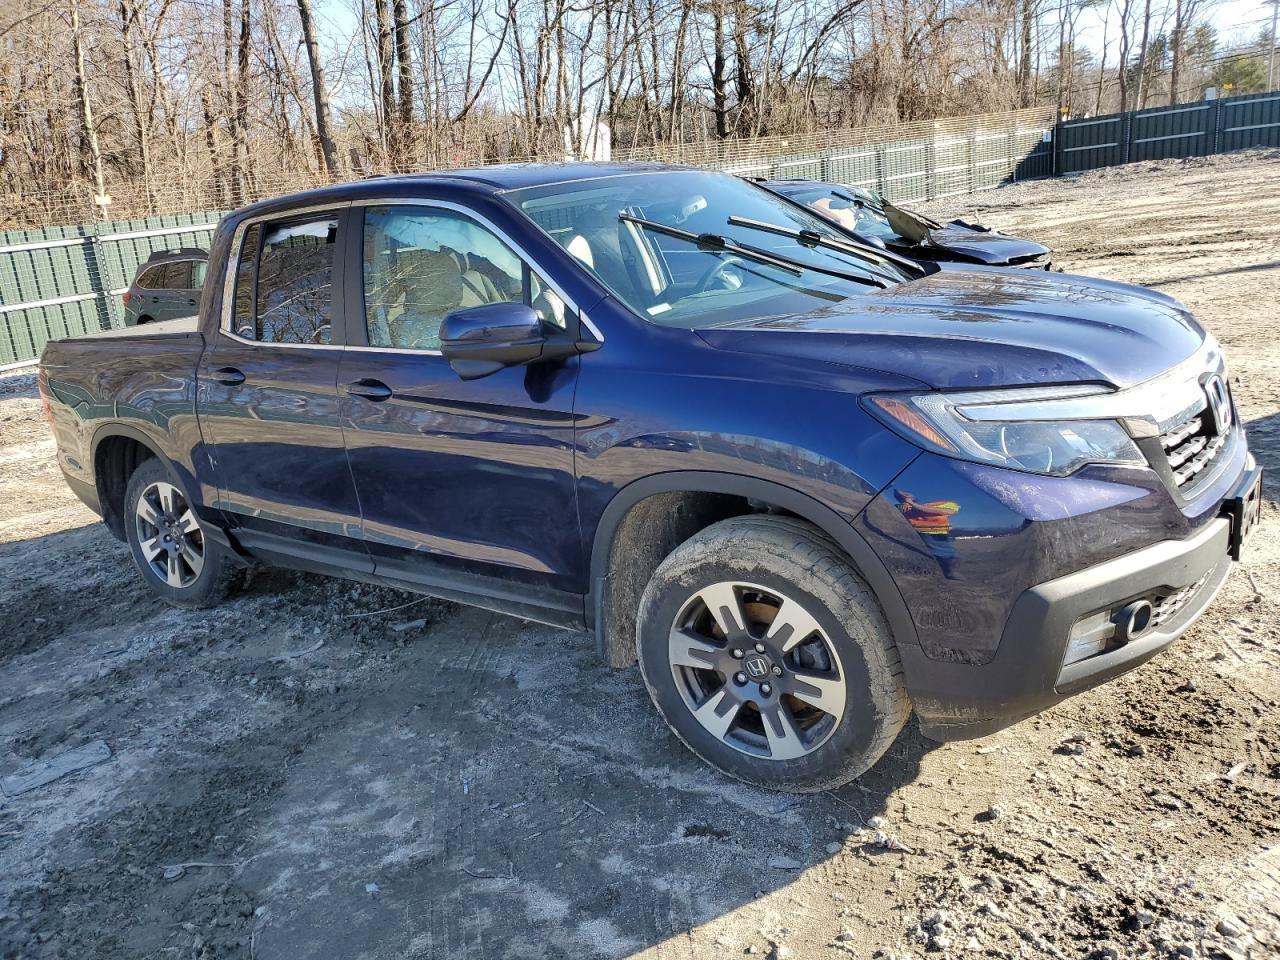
254,217,338,345
361,206,527,351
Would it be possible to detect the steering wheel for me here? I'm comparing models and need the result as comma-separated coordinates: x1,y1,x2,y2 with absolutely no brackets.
693,255,746,294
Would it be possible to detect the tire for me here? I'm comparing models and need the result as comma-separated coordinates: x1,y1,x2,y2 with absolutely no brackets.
636,514,909,793
124,458,233,609
136,315,153,325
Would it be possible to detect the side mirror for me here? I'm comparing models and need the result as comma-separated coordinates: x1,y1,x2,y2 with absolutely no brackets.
440,301,549,381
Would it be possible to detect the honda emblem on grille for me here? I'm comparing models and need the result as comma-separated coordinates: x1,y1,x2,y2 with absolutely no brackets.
1204,375,1231,436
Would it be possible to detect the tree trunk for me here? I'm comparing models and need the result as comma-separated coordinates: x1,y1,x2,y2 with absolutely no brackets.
117,0,153,202
1134,0,1152,108
232,0,251,199
296,0,340,175
712,0,729,138
1169,0,1185,105
70,1,107,213
393,0,413,164
373,0,395,162
732,0,754,135
1019,0,1033,106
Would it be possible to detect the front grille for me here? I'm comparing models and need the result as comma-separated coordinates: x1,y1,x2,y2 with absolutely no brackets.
1160,407,1229,491
1151,574,1209,628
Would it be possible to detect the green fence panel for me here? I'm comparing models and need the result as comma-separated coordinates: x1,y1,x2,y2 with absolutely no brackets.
1218,91,1280,152
0,212,222,366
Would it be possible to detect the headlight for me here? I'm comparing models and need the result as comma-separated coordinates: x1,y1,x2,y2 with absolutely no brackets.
866,385,1147,477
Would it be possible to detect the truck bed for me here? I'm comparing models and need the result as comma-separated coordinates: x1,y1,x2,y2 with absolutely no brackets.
57,315,200,342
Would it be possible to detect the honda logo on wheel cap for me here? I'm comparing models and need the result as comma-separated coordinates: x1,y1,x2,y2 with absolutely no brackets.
744,655,770,679
1204,375,1231,436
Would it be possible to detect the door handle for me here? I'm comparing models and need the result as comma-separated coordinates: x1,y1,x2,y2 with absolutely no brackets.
210,366,246,386
187,299,198,306
346,378,393,401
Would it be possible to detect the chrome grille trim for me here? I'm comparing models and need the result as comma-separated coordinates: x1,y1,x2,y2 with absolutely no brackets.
1160,404,1232,493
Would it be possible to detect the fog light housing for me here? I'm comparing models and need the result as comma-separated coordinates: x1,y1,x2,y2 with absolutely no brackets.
1064,598,1160,668
1064,609,1117,667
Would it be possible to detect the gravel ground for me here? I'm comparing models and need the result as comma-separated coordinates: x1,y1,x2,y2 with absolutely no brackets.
1,152,1279,960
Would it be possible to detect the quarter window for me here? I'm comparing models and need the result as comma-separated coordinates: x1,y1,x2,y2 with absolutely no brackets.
361,206,526,351
231,224,261,339
135,265,164,290
191,260,207,288
254,217,338,344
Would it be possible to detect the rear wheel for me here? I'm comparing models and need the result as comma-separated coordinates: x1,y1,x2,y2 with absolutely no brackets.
124,458,232,608
636,515,909,792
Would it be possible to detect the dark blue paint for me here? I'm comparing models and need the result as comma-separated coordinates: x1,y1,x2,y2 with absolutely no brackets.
700,268,1206,389
38,163,1253,729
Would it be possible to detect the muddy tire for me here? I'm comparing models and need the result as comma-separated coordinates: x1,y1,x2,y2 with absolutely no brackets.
124,458,233,609
636,515,909,793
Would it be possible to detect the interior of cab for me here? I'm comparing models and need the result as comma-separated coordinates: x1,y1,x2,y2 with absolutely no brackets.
361,205,568,351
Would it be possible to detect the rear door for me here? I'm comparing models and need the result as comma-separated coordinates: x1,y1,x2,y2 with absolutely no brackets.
336,201,583,621
197,204,368,565
174,259,206,319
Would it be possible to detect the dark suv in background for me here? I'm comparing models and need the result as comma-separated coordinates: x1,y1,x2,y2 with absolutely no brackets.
122,248,208,326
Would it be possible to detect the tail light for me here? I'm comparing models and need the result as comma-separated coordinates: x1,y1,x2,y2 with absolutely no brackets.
122,289,132,305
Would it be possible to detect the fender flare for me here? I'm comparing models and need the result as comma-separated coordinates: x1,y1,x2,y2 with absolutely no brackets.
87,424,239,554
586,470,920,653
89,422,186,488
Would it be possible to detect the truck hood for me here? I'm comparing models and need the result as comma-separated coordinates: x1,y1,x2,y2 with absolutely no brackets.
916,224,1051,265
695,269,1205,390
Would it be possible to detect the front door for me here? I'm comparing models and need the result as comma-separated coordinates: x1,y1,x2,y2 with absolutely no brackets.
337,202,583,621
198,207,366,561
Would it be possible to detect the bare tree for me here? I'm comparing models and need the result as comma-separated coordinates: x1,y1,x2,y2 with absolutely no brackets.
296,0,340,173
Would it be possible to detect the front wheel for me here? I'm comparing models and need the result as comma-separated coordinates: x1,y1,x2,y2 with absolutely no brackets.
636,515,909,793
124,458,233,608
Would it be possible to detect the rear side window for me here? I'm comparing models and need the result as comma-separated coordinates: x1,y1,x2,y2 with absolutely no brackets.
191,260,207,288
255,217,338,345
160,261,192,289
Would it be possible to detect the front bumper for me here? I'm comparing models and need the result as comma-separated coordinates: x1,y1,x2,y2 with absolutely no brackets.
904,462,1256,741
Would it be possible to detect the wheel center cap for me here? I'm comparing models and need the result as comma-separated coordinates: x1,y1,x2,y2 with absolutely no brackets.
743,653,772,681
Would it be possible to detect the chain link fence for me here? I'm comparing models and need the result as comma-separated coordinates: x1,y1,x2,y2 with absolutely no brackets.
1,106,1061,367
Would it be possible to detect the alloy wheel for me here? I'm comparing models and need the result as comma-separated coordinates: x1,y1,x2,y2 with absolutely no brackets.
667,581,846,761
134,480,205,588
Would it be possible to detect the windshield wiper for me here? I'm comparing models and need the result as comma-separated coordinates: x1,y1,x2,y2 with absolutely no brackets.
727,215,924,276
619,214,802,276
620,214,888,289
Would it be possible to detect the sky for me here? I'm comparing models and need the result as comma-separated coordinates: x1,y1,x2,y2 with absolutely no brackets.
1075,0,1278,60
307,0,1280,108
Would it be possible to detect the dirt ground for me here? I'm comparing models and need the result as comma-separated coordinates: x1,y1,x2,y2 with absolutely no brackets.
2,151,1279,960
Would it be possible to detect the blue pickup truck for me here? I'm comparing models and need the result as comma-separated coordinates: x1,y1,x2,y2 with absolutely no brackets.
39,163,1261,792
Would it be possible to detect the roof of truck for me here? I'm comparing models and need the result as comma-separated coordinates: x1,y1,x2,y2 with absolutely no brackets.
414,161,688,191
226,162,697,226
